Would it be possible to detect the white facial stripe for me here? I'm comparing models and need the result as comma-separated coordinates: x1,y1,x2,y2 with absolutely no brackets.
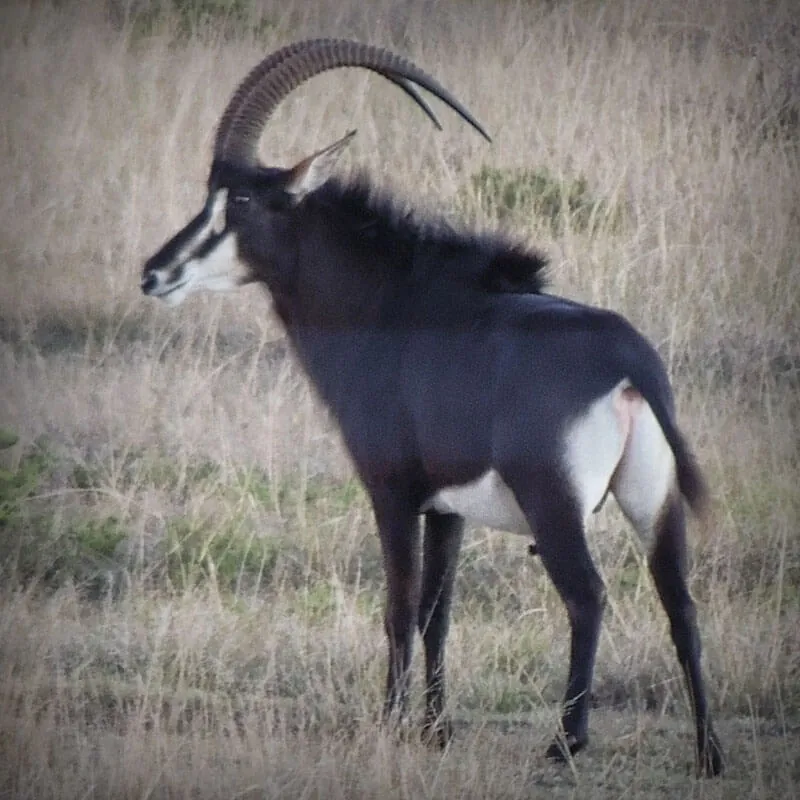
426,469,530,535
210,188,228,235
171,189,229,267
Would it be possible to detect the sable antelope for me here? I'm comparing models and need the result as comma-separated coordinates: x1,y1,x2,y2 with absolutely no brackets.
141,38,724,776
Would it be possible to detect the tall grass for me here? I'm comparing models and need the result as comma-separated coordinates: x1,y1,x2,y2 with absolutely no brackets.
1,0,798,796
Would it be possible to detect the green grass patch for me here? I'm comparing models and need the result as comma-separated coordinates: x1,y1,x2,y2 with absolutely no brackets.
162,514,282,594
290,580,340,622
0,443,128,595
0,428,18,450
462,164,624,234
0,441,54,539
47,516,128,595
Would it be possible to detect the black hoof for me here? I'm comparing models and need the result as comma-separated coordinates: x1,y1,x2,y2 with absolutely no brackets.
697,730,725,778
545,732,587,762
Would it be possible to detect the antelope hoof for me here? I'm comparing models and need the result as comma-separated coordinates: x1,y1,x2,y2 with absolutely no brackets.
545,732,587,762
697,729,725,778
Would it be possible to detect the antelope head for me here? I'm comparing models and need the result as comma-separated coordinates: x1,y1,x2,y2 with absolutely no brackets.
141,39,490,306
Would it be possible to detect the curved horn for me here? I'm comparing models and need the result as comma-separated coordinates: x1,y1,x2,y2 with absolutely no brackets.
214,41,443,138
213,38,491,166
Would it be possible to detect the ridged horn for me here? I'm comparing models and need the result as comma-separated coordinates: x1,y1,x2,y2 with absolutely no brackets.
213,38,491,166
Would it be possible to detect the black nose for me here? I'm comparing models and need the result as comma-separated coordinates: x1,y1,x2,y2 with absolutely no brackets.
141,272,158,295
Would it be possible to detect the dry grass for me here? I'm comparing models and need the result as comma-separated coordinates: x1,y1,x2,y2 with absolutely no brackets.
1,0,799,797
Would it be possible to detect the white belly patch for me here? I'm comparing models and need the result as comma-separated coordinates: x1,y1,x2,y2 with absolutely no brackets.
423,469,530,535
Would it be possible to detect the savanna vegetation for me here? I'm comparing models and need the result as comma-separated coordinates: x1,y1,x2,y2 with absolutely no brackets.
1,0,798,796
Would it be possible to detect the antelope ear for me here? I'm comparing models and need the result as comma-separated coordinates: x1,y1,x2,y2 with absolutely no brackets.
285,130,357,200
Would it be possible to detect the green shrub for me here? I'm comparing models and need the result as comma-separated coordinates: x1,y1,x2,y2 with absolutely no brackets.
292,580,339,622
0,428,18,450
141,455,220,493
0,444,50,531
162,515,280,593
0,443,129,594
46,516,128,596
71,452,221,497
1,440,371,598
464,165,623,234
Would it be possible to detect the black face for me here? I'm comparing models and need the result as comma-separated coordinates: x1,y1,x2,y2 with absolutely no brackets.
141,130,358,307
212,163,304,285
139,162,300,306
211,161,293,212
